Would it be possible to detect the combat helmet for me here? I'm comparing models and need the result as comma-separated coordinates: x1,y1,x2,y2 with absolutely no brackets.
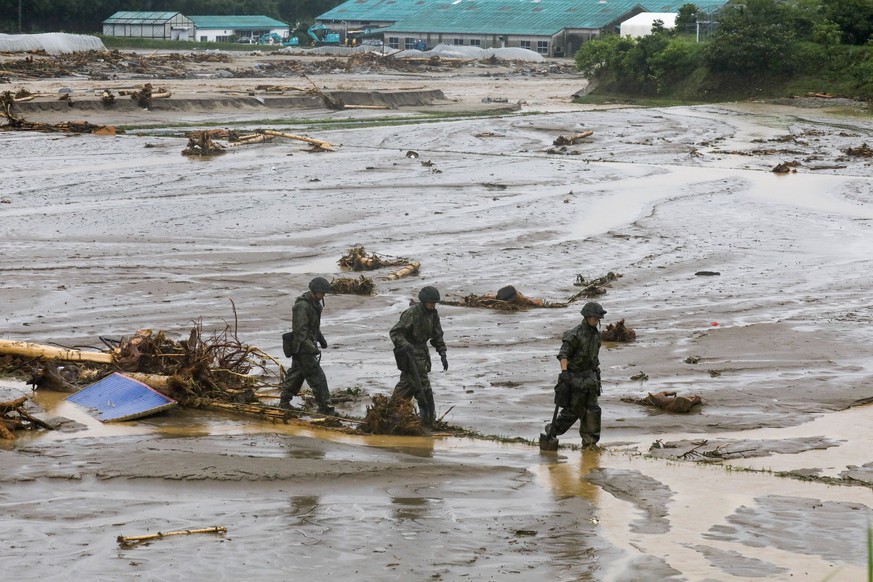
418,286,441,303
580,301,607,318
308,277,331,294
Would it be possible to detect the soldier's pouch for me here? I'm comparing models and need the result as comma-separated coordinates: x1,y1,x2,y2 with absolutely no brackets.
281,332,294,358
393,346,408,371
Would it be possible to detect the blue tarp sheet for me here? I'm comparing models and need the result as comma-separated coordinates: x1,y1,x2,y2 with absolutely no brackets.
66,372,176,422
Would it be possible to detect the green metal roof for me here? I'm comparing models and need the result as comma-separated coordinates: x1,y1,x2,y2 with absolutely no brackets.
319,0,434,23
390,0,644,35
103,11,183,24
319,0,729,34
643,0,726,12
187,15,289,30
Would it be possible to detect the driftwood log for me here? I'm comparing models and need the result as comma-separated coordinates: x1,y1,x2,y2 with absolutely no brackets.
0,339,113,364
386,261,421,280
553,130,593,146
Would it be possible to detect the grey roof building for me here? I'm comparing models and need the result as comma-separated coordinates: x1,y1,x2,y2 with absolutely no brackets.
317,0,728,57
102,11,194,41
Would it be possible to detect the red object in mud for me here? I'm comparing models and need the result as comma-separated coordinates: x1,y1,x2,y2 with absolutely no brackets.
710,322,719,326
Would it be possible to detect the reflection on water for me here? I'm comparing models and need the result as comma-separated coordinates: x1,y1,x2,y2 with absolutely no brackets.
532,449,602,502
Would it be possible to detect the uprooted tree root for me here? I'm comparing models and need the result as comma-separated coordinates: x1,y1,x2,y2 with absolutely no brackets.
601,319,636,342
568,272,620,302
338,246,409,271
359,394,426,435
330,275,376,295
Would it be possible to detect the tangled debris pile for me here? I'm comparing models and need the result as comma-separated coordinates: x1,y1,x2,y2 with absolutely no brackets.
0,395,54,439
0,50,232,80
338,246,410,271
182,128,334,156
2,315,280,409
1,90,118,133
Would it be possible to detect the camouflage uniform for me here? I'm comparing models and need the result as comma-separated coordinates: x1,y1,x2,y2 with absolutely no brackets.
390,303,447,423
280,291,333,412
549,320,602,446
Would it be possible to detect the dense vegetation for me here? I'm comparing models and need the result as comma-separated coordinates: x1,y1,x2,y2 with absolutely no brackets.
0,0,342,34
575,0,873,102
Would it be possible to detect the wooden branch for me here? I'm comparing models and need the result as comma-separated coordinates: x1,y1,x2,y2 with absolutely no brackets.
0,339,114,364
117,526,227,548
261,129,334,151
1,396,28,413
15,407,55,430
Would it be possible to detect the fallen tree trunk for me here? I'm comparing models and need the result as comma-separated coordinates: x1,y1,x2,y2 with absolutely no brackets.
0,339,114,364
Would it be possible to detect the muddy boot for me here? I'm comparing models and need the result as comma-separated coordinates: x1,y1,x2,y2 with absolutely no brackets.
317,403,336,415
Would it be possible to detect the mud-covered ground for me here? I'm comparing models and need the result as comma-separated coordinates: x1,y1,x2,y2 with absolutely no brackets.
3,50,873,580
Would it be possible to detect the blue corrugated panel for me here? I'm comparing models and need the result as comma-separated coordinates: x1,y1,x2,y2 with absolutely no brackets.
187,15,290,30
67,372,176,422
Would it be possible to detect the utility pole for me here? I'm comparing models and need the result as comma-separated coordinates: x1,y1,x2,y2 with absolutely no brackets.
19,0,23,32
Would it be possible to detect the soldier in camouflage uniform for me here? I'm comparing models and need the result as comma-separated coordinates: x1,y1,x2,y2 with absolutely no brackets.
390,286,448,426
544,301,607,448
279,277,335,415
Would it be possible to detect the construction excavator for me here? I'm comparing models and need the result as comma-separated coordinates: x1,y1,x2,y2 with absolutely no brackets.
307,24,341,46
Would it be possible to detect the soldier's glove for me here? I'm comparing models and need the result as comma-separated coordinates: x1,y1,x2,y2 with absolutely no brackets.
440,352,449,372
319,337,328,349
558,371,571,384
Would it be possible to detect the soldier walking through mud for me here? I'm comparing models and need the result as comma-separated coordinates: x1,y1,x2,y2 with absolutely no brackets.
279,277,335,415
390,286,448,427
541,301,607,450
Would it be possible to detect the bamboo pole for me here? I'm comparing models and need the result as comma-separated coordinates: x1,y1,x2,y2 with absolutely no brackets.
117,526,227,548
0,339,114,364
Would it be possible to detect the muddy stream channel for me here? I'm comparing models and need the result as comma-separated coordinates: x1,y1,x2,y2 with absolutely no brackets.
3,93,873,580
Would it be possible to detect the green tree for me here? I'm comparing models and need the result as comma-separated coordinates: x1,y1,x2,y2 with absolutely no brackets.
705,0,798,75
821,0,873,44
574,33,636,78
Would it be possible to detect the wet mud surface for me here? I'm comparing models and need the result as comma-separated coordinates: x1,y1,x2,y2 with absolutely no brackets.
3,51,873,580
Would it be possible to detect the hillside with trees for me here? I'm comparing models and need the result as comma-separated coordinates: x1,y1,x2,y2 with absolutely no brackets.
575,0,873,102
0,0,342,34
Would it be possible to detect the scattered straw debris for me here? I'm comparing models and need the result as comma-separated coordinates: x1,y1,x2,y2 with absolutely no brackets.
330,275,375,295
